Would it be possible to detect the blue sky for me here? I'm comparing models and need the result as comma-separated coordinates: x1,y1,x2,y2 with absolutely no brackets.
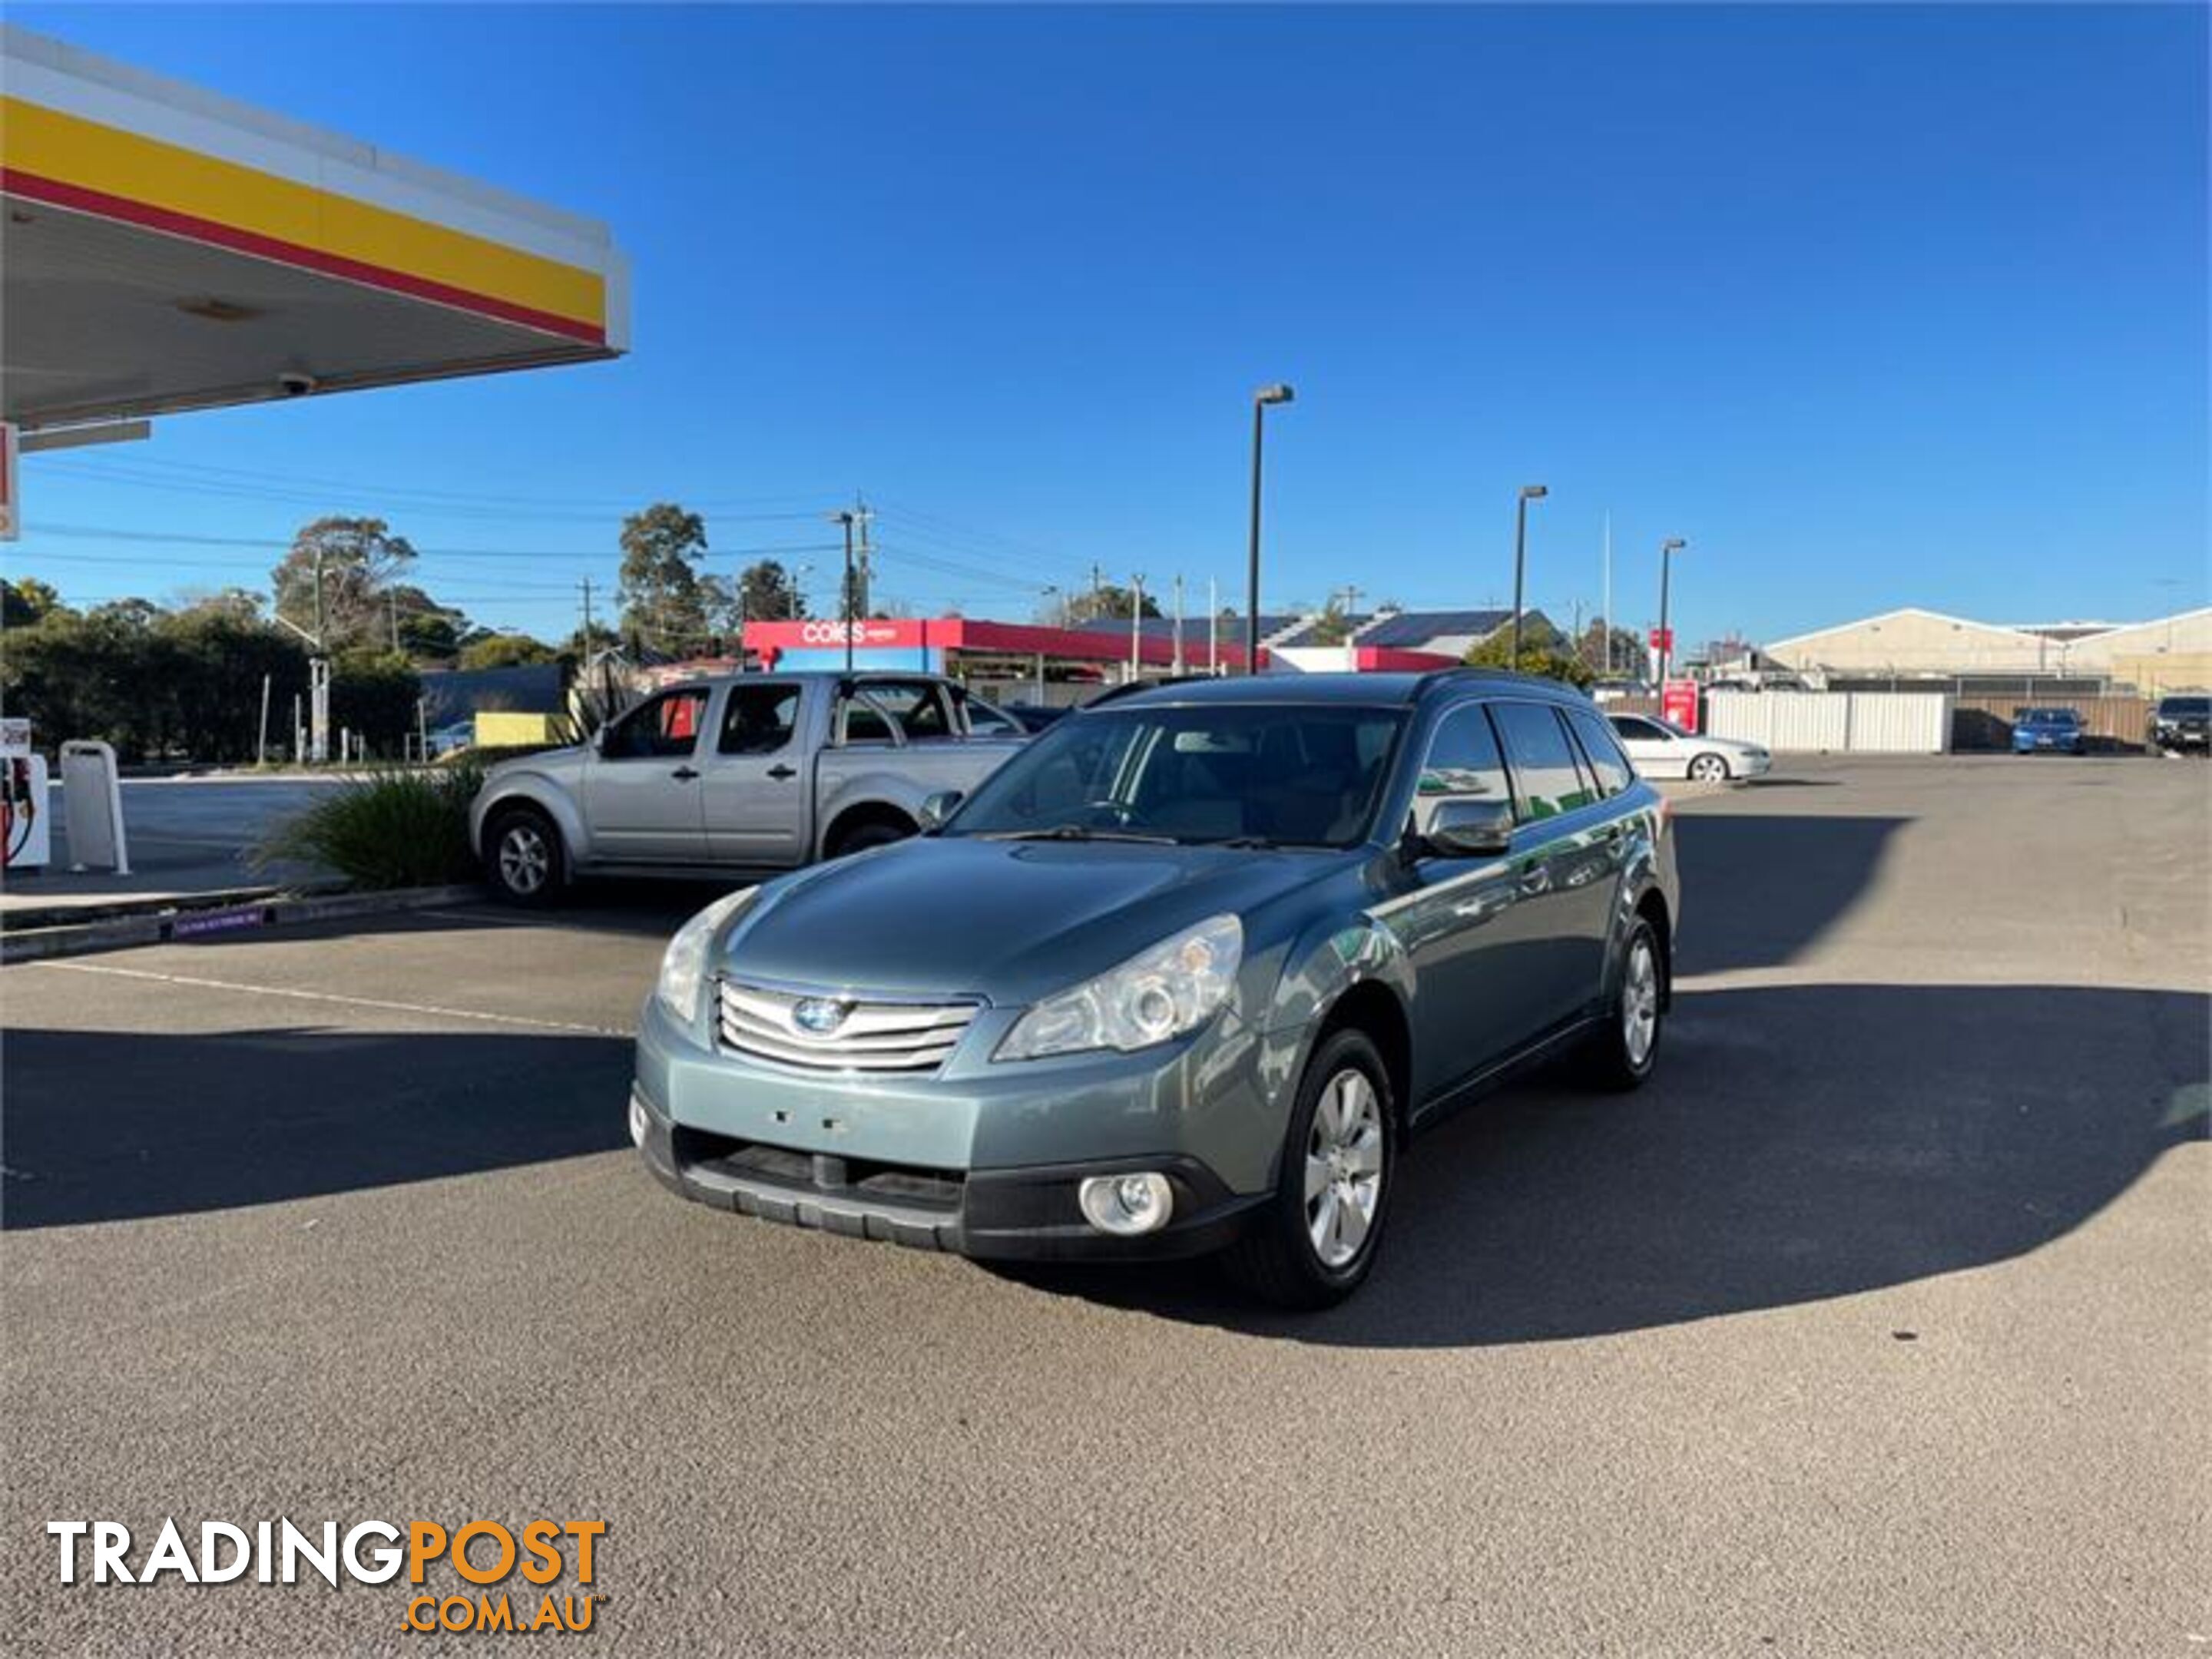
9,3,2207,648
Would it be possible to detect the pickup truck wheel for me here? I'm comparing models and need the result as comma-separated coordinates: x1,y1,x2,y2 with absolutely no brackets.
1224,1028,1396,1310
828,818,912,859
1581,917,1664,1092
486,806,564,906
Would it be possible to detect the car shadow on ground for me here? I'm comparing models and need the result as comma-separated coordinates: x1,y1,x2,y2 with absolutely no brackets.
1668,813,1906,975
995,982,2210,1346
1,1025,632,1229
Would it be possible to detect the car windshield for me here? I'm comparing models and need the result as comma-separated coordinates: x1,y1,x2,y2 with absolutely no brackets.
943,702,1406,848
2160,697,2210,717
2021,709,2075,724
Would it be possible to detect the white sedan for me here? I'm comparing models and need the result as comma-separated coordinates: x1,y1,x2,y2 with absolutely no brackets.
1606,714,1771,783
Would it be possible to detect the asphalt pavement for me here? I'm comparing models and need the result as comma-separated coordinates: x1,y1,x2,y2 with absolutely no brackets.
2,755,2205,1655
1,776,340,912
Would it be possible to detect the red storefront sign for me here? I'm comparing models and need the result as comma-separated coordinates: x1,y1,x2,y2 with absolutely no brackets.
1661,678,1700,731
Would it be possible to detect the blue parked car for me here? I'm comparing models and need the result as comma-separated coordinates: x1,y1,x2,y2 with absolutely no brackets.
2012,707,2085,754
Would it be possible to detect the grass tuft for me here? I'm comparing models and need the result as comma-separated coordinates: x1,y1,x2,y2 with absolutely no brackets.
254,765,485,889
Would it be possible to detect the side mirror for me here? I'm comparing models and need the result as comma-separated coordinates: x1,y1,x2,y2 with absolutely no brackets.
1422,797,1515,859
917,790,965,833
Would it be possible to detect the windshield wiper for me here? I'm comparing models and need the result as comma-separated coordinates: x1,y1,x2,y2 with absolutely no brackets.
980,824,1177,845
1211,834,1332,851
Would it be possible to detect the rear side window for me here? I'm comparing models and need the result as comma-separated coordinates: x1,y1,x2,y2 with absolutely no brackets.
602,689,707,760
1609,714,1669,743
719,684,800,756
1492,703,1599,823
1411,703,1512,834
1566,707,1636,796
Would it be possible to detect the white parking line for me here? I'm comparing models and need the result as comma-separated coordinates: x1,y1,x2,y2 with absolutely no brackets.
28,959,631,1038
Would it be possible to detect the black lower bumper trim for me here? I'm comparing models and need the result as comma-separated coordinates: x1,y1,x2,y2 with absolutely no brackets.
633,1090,1262,1262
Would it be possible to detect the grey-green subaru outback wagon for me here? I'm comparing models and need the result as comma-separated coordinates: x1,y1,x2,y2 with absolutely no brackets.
631,670,1678,1307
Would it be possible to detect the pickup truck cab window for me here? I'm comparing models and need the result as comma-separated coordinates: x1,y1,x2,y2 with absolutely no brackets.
1411,702,1512,835
604,689,707,761
1492,702,1598,822
839,679,956,746
719,684,800,756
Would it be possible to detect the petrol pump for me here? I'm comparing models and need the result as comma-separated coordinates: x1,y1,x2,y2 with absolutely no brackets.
1,716,51,871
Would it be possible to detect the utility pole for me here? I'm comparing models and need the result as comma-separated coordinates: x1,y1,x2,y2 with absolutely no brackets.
309,543,329,764
1089,563,1107,618
1601,512,1613,678
1247,382,1295,674
853,495,875,619
1129,574,1147,679
1657,538,1687,688
1335,584,1363,617
1173,575,1186,674
1512,484,1549,663
257,674,271,767
829,511,859,672
388,588,400,654
1207,578,1219,675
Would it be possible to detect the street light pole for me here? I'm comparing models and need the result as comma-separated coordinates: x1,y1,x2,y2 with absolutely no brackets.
1246,383,1295,674
1511,484,1549,663
828,511,859,673
1657,537,1687,687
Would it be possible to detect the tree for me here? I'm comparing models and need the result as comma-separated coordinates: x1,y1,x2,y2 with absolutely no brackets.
1054,584,1160,625
1464,624,1594,689
1306,599,1356,647
458,633,558,671
160,604,311,760
1575,619,1646,678
615,502,714,656
386,584,472,663
270,518,419,652
329,650,422,753
737,559,806,624
2,576,64,628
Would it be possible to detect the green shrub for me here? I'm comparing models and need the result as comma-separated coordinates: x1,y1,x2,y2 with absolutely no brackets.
254,764,485,889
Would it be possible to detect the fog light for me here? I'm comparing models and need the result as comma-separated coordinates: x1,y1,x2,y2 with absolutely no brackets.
1078,1172,1174,1237
627,1094,649,1148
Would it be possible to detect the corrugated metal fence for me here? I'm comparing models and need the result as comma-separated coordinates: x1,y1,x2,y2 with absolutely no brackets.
1950,696,2151,752
1705,691,1952,753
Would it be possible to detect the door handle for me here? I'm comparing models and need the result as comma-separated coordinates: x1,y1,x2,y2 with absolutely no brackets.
766,764,798,780
671,767,700,782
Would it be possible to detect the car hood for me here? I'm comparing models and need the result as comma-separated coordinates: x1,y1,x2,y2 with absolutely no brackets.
717,836,1345,1003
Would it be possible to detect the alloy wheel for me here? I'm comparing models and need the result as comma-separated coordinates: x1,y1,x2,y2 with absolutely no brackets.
1623,935,1659,1068
1304,1068,1385,1269
498,823,549,895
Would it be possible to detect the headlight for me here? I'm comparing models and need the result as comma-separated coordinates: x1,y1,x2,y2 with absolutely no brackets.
654,887,758,1023
995,915,1242,1061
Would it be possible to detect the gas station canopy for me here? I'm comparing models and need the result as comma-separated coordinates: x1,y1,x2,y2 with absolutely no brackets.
0,24,629,433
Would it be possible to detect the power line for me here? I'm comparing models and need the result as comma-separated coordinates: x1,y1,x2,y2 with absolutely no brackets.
34,455,840,520
15,523,847,564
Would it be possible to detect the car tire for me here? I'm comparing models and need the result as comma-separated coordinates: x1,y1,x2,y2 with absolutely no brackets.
485,805,565,907
1581,916,1665,1092
1223,1028,1396,1310
1687,752,1730,784
827,818,913,859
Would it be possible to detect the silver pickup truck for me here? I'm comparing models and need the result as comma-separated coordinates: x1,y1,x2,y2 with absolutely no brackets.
470,671,1026,903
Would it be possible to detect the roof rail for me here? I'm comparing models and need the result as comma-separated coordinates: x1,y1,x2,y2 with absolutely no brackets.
1409,664,1587,700
1081,673,1220,709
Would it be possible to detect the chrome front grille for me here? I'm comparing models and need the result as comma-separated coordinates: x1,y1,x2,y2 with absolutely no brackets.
716,982,980,1075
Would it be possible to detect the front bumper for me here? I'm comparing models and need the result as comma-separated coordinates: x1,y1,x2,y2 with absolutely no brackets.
630,1084,1264,1260
2154,726,2209,750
